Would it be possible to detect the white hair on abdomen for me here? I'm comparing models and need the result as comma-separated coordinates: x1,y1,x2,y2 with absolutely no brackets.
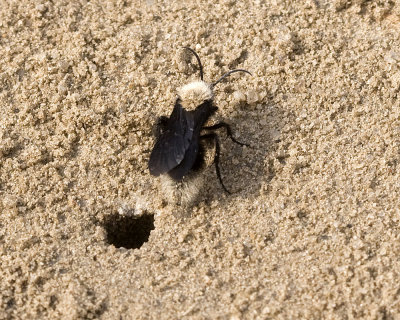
160,173,204,206
177,81,213,111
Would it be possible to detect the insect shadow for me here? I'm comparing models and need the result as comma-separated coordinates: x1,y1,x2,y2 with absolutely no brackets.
148,47,251,204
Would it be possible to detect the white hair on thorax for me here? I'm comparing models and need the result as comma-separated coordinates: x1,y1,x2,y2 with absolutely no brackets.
177,81,213,111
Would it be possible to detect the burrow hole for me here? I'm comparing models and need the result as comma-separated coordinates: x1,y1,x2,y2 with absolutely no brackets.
103,213,155,249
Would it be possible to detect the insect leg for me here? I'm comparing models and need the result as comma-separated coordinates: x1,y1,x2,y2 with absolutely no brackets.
202,122,249,146
200,133,231,194
152,116,169,138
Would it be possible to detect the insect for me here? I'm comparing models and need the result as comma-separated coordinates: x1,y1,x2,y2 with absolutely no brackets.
148,47,251,199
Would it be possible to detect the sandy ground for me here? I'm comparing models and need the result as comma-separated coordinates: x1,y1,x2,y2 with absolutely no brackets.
1,0,400,319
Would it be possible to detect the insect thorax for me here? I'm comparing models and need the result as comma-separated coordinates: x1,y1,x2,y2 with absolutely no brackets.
177,81,213,111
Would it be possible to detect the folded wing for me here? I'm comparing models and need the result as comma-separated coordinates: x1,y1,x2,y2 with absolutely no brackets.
148,101,195,176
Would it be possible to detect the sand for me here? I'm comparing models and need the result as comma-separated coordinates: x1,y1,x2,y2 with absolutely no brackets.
1,0,400,319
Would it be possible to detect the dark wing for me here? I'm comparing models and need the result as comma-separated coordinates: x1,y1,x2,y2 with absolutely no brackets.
167,135,200,181
166,101,216,181
148,101,195,176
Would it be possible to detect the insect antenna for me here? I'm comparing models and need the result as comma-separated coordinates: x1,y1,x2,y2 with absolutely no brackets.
212,69,252,88
183,47,204,81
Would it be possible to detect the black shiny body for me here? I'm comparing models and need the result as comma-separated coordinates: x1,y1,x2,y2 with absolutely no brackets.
148,98,217,181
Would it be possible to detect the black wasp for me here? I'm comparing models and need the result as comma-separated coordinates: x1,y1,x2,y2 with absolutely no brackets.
148,47,251,196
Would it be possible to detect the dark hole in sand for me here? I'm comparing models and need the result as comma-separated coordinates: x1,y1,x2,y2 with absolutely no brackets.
103,213,155,249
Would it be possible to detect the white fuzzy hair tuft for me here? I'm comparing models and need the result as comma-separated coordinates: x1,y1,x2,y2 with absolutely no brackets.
160,173,204,206
177,81,213,111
